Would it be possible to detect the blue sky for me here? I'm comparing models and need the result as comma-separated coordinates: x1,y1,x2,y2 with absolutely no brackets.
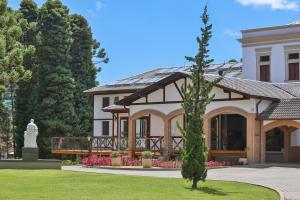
8,0,300,84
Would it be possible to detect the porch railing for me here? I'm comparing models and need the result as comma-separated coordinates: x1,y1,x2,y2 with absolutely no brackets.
51,136,183,153
51,136,127,152
135,136,164,151
113,137,128,150
51,137,90,152
172,136,183,151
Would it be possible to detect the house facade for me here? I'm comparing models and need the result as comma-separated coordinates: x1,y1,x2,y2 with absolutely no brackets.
83,22,300,164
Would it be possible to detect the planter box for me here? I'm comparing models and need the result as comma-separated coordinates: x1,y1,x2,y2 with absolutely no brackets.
238,158,248,165
112,157,122,166
142,159,152,168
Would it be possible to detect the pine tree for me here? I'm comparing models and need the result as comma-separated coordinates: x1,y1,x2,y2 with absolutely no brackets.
0,0,32,93
69,14,108,136
35,0,78,157
0,0,32,156
14,0,38,157
178,6,220,189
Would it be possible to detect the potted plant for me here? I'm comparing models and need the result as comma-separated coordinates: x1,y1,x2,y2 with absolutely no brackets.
142,151,153,168
238,148,248,165
111,151,122,166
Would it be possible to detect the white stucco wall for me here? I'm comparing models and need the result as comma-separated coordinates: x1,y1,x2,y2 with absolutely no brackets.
206,99,257,114
130,103,181,116
94,120,113,136
148,89,163,102
93,93,131,136
242,39,300,83
165,79,184,102
150,115,164,136
291,129,300,146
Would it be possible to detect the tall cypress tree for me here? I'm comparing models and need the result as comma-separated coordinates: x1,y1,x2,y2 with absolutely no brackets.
14,0,38,157
69,14,108,136
35,0,77,157
178,6,220,189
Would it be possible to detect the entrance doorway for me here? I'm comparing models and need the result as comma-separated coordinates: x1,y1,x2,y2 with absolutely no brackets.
266,128,284,163
210,114,247,162
210,114,247,151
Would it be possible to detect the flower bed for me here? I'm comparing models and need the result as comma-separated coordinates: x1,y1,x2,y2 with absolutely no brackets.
81,157,231,168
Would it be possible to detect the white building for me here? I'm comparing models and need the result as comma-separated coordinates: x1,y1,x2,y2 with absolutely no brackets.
74,21,300,164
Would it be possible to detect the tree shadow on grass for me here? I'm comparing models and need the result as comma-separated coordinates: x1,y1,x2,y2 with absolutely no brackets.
184,186,229,196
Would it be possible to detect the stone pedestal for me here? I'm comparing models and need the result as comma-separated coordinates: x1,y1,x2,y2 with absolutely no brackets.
22,147,39,161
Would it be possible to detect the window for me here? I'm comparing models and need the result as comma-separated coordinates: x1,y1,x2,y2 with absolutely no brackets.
260,55,270,62
114,96,119,103
260,65,270,82
120,117,128,138
287,52,300,81
102,97,110,108
135,117,150,138
258,55,270,82
289,63,299,80
289,53,299,60
102,121,109,136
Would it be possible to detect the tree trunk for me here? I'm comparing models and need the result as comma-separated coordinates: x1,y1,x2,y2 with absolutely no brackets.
192,178,198,189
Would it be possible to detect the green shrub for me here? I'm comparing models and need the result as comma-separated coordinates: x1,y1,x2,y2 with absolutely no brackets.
111,151,120,158
142,151,153,159
62,160,80,166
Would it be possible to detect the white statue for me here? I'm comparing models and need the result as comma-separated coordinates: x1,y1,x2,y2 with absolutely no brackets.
24,119,38,148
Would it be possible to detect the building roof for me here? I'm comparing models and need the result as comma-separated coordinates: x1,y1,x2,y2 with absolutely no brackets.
85,62,242,94
118,72,297,106
102,104,129,113
259,99,300,120
275,83,300,98
207,75,296,100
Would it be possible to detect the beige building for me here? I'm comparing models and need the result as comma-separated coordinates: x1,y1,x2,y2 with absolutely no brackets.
53,21,300,164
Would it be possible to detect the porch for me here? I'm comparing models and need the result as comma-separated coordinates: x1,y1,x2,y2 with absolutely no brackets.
51,135,183,157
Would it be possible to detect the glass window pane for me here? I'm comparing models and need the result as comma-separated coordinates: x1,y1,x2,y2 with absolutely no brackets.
289,53,299,60
260,55,270,62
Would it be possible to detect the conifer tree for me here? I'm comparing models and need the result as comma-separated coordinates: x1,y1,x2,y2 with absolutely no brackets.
178,6,219,189
0,0,32,93
14,0,38,157
69,14,108,136
0,0,32,156
35,0,78,157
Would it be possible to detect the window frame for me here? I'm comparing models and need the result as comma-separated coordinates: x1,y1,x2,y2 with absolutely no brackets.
286,51,300,81
102,121,110,136
114,96,119,104
255,48,272,82
102,97,110,108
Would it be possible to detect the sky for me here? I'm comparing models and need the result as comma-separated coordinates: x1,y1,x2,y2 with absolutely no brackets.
8,0,300,84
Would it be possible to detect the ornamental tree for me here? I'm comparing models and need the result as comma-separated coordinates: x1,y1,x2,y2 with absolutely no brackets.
15,0,38,157
69,14,108,136
35,0,78,157
0,0,32,93
178,6,220,189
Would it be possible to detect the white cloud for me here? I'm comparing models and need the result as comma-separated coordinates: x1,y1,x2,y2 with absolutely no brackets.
224,29,241,38
236,0,299,10
96,1,105,11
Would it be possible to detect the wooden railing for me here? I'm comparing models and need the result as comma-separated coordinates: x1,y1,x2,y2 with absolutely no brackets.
51,136,183,154
135,136,164,151
51,136,128,152
172,136,183,151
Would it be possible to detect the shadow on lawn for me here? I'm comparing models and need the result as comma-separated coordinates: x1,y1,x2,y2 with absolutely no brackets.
184,186,229,196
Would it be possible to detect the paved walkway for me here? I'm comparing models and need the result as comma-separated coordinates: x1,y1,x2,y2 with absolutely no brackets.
63,164,300,200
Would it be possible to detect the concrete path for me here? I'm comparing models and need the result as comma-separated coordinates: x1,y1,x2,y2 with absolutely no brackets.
63,165,300,200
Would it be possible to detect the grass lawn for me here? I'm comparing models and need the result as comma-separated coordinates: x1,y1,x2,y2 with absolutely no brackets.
0,170,278,200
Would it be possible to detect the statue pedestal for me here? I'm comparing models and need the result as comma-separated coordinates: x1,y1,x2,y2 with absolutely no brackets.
22,147,39,161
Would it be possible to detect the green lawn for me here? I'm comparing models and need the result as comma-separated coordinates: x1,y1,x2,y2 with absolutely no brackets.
0,170,278,200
